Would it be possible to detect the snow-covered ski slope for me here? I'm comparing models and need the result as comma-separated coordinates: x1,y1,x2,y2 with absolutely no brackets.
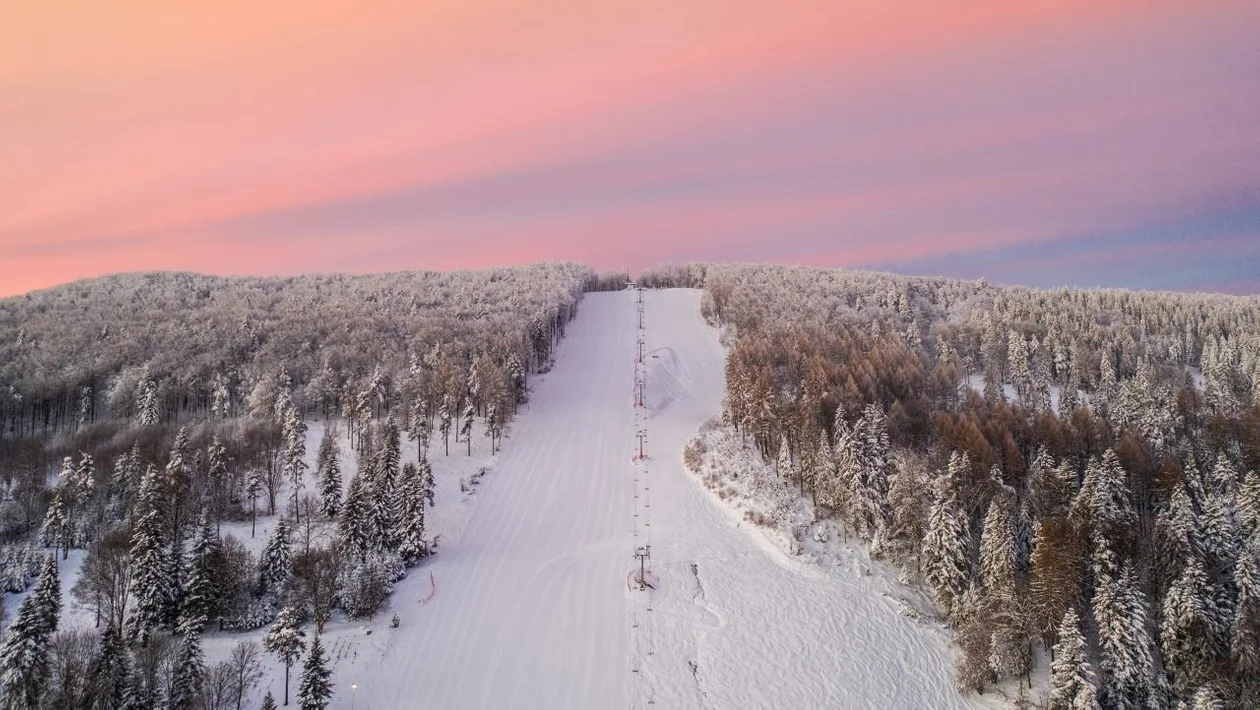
355,288,985,709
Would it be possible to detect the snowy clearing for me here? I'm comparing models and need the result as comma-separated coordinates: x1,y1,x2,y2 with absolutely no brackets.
49,287,999,708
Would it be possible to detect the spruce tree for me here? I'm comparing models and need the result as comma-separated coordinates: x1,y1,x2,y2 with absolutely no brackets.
129,489,171,645
1093,565,1156,709
86,622,132,710
262,690,278,710
32,554,60,635
1161,556,1220,696
0,592,51,709
775,435,793,489
419,456,435,508
461,398,475,455
297,635,334,710
40,490,71,559
923,452,972,619
283,405,308,524
850,405,891,539
259,518,293,598
408,397,430,461
979,497,1016,595
398,463,428,566
207,433,230,529
1237,471,1260,541
1229,537,1260,676
316,429,343,518
179,513,219,636
169,626,206,709
438,394,452,456
246,466,263,539
338,474,374,561
1049,608,1100,710
264,607,306,707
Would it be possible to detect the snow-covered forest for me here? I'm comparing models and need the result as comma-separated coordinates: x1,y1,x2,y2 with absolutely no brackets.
0,263,593,708
645,262,1260,708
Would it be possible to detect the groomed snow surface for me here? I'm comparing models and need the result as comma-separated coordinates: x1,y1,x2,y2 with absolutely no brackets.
51,289,999,708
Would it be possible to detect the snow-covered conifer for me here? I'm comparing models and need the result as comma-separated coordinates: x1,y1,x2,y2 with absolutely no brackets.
979,497,1016,594
397,463,428,566
41,490,71,559
419,456,435,509
923,452,972,619
0,590,52,709
438,394,453,456
850,404,891,539
264,606,306,708
775,435,793,488
1049,608,1100,710
259,518,292,598
1161,556,1223,695
338,475,373,561
1093,564,1156,709
179,513,219,636
298,634,334,710
1229,537,1260,675
316,428,343,518
283,405,308,523
31,554,60,636
86,622,132,709
461,398,475,455
169,626,206,709
129,466,173,645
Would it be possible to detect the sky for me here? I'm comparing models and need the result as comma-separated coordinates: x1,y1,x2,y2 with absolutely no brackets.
2,0,1259,297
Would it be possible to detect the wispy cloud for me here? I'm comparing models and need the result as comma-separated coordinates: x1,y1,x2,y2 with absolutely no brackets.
2,0,1257,296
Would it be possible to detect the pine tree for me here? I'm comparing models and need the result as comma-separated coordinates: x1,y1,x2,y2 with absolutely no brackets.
169,626,206,709
775,435,793,488
86,622,132,710
1049,608,1100,710
979,497,1016,595
461,398,475,455
419,456,435,508
1161,556,1221,696
885,456,931,571
397,463,428,566
259,518,293,598
408,397,431,461
850,404,891,539
1238,470,1260,541
297,635,334,710
1093,565,1157,709
0,591,52,709
130,465,172,645
1189,684,1224,710
264,606,306,707
207,433,230,530
283,405,308,524
246,466,263,539
316,429,343,518
438,394,452,456
262,691,278,710
338,474,374,561
32,554,60,635
923,452,972,619
40,490,71,559
1229,536,1260,676
179,513,219,636
368,419,401,551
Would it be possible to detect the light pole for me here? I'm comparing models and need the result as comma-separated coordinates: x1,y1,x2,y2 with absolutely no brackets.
350,683,358,710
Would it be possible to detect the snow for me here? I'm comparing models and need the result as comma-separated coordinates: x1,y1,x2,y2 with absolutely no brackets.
49,288,999,707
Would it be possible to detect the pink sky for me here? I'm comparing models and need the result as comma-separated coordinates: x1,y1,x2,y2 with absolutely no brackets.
2,0,1258,296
